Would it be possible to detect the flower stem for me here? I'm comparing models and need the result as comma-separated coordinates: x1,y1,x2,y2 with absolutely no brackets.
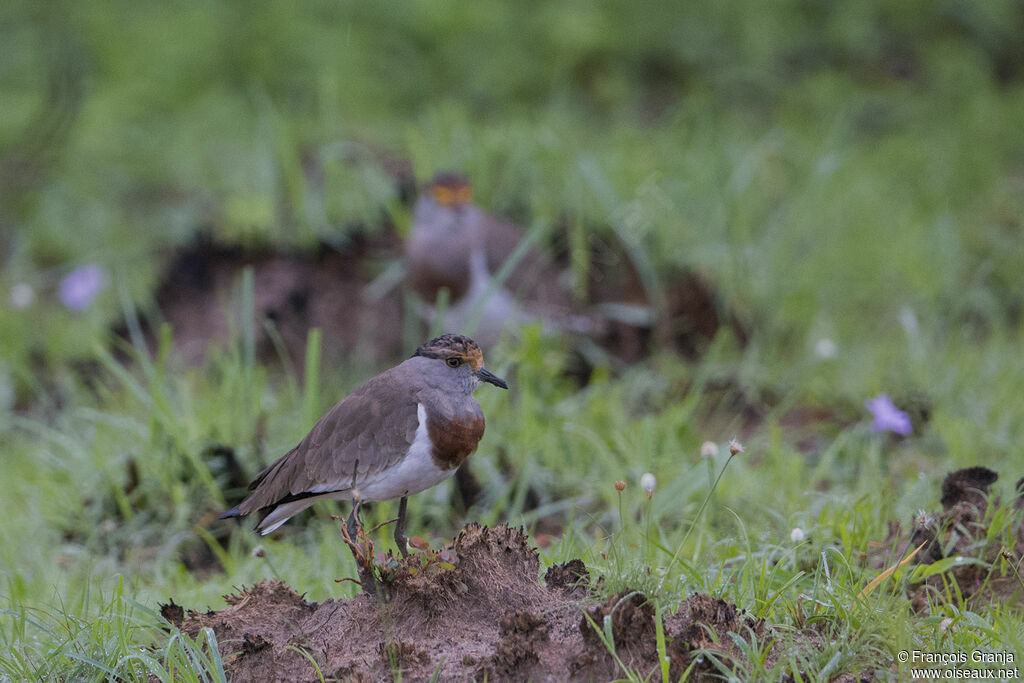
666,455,734,573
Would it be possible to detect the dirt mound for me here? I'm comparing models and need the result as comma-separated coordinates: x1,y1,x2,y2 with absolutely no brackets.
573,591,772,681
173,524,774,681
871,466,1024,610
939,465,999,509
544,558,590,596
573,590,657,678
666,594,771,679
124,219,744,372
372,523,547,622
125,231,407,368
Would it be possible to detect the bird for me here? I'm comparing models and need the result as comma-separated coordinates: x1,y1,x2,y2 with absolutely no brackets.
405,173,561,305
221,334,507,557
405,173,593,346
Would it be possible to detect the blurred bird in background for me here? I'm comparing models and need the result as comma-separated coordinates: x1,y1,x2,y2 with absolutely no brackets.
404,172,610,347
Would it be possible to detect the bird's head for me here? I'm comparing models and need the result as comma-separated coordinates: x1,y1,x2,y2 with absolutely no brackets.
426,172,474,208
413,334,507,389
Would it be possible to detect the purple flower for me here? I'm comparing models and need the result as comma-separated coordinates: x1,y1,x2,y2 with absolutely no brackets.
865,393,912,436
59,265,107,312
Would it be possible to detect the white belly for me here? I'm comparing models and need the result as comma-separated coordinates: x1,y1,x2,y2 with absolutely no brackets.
357,403,455,501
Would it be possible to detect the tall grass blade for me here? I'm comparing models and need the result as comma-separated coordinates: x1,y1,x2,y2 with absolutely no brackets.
302,328,322,429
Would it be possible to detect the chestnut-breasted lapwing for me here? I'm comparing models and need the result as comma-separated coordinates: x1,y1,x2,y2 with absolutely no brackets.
405,173,602,346
221,334,507,556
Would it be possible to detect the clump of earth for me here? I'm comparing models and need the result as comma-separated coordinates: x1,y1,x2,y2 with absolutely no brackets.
162,467,1024,680
166,524,772,681
872,466,1024,610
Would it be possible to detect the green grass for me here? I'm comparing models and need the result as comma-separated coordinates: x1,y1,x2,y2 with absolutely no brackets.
3,1,1024,679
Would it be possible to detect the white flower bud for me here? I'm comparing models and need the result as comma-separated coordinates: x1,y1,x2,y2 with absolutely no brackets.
814,338,837,359
9,283,34,309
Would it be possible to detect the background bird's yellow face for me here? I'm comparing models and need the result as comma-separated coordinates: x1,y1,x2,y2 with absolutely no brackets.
429,175,473,207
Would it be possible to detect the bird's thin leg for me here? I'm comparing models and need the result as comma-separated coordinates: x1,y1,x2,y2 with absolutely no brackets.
346,459,363,540
346,498,362,540
341,459,380,599
394,496,409,558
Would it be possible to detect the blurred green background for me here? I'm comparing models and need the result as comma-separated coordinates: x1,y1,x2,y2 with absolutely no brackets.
4,0,1023,363
5,0,1024,446
2,1,1024,678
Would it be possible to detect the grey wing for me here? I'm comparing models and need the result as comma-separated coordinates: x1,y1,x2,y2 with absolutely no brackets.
236,373,420,514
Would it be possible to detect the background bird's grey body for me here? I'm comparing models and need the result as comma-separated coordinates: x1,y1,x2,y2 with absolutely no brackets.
407,193,539,300
407,182,621,350
406,188,578,344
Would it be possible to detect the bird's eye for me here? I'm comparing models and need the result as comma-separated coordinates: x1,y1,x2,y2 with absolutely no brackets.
446,357,462,368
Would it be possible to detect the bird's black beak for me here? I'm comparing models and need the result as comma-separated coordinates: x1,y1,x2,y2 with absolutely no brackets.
476,367,508,389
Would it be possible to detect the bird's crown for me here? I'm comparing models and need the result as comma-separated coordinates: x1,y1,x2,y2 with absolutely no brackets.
427,172,473,207
413,334,485,371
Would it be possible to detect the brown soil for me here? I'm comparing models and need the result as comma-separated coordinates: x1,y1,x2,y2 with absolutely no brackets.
129,230,409,369
870,466,1024,610
169,524,774,681
659,268,746,360
124,213,741,373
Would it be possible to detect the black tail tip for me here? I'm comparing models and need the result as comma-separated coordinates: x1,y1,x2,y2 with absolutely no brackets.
219,506,242,520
